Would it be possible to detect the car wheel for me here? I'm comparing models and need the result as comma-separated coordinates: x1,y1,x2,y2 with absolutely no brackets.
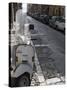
17,74,30,87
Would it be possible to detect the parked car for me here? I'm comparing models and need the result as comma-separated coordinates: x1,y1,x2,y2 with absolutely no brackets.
55,17,65,31
49,16,59,28
39,14,51,24
33,13,40,20
44,15,51,24
39,14,47,22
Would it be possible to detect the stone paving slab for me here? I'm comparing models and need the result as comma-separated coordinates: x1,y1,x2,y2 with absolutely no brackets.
46,77,61,84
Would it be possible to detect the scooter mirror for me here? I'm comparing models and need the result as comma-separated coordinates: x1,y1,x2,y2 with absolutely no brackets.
29,24,34,30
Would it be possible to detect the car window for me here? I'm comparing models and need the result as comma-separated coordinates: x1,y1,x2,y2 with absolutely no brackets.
58,19,65,22
52,16,57,21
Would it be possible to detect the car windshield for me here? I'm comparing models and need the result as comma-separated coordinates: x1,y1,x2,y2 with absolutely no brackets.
51,16,58,21
60,19,65,22
56,18,65,22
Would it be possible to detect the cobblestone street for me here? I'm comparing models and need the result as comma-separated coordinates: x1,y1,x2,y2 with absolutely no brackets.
28,16,65,86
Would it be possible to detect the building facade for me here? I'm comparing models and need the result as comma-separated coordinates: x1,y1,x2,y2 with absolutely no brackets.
27,4,65,16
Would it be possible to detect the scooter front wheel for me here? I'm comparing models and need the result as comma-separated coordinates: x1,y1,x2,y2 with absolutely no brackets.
17,74,30,87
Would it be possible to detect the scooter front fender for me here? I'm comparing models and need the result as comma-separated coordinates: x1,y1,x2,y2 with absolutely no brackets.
11,63,33,78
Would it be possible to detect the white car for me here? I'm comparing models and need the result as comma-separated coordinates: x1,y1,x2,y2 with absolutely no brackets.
55,18,65,31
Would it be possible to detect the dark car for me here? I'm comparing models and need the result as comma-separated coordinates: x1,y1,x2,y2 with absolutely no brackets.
39,14,51,24
39,15,47,23
49,16,58,28
33,13,40,20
